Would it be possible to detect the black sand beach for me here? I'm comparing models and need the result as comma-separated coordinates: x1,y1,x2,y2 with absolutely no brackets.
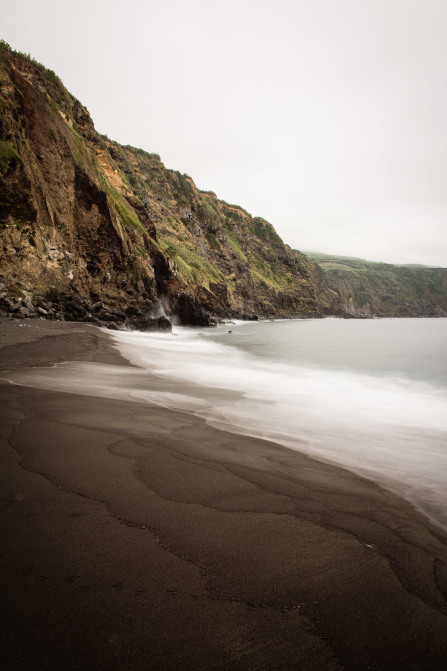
1,319,447,670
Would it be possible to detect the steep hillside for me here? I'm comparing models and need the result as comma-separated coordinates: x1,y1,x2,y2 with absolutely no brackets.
306,252,447,317
0,43,319,327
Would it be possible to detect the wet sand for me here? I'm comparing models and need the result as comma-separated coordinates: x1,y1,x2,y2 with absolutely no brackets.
1,318,447,670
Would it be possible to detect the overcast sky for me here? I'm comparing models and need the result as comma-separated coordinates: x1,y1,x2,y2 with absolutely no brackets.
2,0,447,265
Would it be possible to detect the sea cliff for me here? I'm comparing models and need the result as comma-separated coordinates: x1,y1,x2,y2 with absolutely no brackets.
1,42,446,326
307,252,447,318
0,43,319,328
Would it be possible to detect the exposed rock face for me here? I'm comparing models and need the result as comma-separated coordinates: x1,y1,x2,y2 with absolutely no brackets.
0,43,321,327
0,47,165,327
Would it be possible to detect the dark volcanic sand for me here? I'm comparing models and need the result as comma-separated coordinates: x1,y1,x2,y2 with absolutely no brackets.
1,318,447,670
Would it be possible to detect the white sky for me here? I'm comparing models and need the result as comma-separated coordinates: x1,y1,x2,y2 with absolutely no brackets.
2,0,447,266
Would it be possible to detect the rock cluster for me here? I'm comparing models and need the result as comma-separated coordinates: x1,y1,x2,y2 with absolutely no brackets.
0,290,172,332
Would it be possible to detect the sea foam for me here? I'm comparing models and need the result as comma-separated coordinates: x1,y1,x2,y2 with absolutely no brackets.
5,319,447,529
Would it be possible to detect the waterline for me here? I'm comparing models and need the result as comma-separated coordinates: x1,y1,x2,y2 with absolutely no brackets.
5,318,447,529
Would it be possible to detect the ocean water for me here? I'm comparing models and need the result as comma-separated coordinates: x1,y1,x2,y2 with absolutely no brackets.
5,318,447,529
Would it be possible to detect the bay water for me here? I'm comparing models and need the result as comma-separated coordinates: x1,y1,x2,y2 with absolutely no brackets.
6,318,447,529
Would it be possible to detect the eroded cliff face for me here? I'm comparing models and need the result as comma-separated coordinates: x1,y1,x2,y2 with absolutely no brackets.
0,44,320,327
306,253,447,318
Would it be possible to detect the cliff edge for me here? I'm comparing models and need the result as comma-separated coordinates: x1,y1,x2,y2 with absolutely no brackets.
0,43,319,327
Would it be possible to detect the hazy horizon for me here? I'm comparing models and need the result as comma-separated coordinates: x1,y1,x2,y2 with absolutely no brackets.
2,0,447,267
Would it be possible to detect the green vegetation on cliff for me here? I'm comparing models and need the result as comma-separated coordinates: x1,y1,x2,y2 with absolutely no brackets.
0,41,320,323
306,252,447,317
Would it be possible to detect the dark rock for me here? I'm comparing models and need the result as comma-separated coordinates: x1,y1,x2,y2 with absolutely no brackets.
91,302,105,313
100,312,118,322
129,315,172,332
125,305,141,317
172,293,213,326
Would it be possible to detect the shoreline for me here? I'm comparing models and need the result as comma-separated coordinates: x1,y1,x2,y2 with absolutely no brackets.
1,319,447,669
